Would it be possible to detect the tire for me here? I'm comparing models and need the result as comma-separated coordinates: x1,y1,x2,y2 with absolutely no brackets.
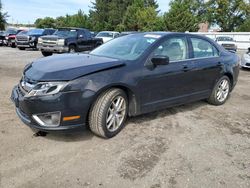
207,76,231,105
42,51,53,57
68,45,76,53
18,47,25,50
89,88,128,138
11,43,16,48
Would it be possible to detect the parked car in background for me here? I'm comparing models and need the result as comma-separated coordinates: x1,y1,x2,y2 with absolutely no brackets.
215,36,237,52
0,28,18,46
0,30,5,46
95,31,120,43
11,32,239,138
119,31,138,37
241,47,250,68
6,29,26,48
16,28,55,50
37,28,103,56
90,31,98,37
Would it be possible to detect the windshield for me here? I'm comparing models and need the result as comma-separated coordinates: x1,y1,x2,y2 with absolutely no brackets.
6,29,17,35
217,37,233,41
96,32,114,38
54,29,77,37
90,34,159,60
28,29,44,35
17,30,28,35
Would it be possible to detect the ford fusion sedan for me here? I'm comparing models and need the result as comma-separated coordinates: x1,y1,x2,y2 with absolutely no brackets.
11,32,239,138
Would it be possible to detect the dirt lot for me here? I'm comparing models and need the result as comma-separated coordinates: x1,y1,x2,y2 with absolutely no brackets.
0,47,250,188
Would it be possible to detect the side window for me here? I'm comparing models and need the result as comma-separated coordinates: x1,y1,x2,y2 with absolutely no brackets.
153,37,188,62
191,38,219,58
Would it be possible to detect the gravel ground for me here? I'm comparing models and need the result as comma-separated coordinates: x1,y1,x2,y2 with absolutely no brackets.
0,47,250,188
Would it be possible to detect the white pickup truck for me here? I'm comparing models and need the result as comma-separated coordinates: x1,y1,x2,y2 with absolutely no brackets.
215,36,237,52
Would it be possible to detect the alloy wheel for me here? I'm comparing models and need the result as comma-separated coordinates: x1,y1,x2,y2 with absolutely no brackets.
216,79,230,102
106,96,126,132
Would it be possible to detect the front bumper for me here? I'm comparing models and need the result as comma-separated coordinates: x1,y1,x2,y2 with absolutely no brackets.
16,41,36,48
11,85,93,132
37,44,69,53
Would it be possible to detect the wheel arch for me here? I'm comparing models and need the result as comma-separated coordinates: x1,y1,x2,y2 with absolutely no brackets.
224,72,234,91
90,84,139,117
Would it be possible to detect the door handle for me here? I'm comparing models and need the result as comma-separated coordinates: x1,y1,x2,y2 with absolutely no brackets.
182,64,189,72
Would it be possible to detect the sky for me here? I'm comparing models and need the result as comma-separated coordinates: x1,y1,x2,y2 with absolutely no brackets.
2,0,170,24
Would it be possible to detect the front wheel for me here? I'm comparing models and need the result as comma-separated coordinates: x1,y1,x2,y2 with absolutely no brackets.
207,76,231,105
68,45,76,53
18,47,25,50
89,88,128,138
41,51,53,57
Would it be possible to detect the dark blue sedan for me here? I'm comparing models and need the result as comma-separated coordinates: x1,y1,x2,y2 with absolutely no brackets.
11,32,240,138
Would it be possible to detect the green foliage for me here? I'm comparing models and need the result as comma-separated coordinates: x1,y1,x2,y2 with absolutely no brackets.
122,0,161,31
35,10,89,29
237,18,250,32
0,0,8,30
206,0,250,31
163,0,202,32
21,0,250,32
34,17,56,28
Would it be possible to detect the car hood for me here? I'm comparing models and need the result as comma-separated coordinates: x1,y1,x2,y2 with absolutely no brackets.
217,41,236,45
24,53,125,81
96,37,113,43
41,35,66,40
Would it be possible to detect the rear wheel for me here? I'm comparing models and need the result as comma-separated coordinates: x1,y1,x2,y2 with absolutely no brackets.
89,88,128,138
41,51,53,57
207,76,231,105
18,47,25,50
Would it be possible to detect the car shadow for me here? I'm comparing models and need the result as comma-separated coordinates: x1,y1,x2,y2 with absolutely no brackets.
127,100,207,125
34,128,95,142
37,100,207,142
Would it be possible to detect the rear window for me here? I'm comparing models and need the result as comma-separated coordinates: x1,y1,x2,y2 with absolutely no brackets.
191,38,219,58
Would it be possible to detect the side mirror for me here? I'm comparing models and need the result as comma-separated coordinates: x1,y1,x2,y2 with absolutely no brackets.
151,56,169,66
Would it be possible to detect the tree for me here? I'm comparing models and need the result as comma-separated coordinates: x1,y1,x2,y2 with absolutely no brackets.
89,0,133,31
122,0,160,31
206,0,250,31
34,17,56,28
237,17,250,31
163,0,202,32
0,0,8,30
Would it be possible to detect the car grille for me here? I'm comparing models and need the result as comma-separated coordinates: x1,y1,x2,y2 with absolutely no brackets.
16,36,29,42
222,44,235,48
42,40,57,46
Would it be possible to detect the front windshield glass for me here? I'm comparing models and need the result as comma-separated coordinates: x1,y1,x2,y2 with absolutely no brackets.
90,34,160,60
6,29,17,35
96,32,114,38
54,29,77,37
217,37,233,41
17,30,28,35
28,29,44,35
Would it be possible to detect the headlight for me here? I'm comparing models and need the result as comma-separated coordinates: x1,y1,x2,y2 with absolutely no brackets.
5,36,9,40
26,82,67,97
38,37,42,43
57,39,65,46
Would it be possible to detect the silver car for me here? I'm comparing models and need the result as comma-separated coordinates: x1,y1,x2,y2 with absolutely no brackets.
241,48,250,68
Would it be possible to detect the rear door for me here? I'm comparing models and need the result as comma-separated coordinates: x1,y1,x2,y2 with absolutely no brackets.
188,36,222,93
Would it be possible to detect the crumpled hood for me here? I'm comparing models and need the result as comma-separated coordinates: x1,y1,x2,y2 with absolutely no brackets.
24,53,125,81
